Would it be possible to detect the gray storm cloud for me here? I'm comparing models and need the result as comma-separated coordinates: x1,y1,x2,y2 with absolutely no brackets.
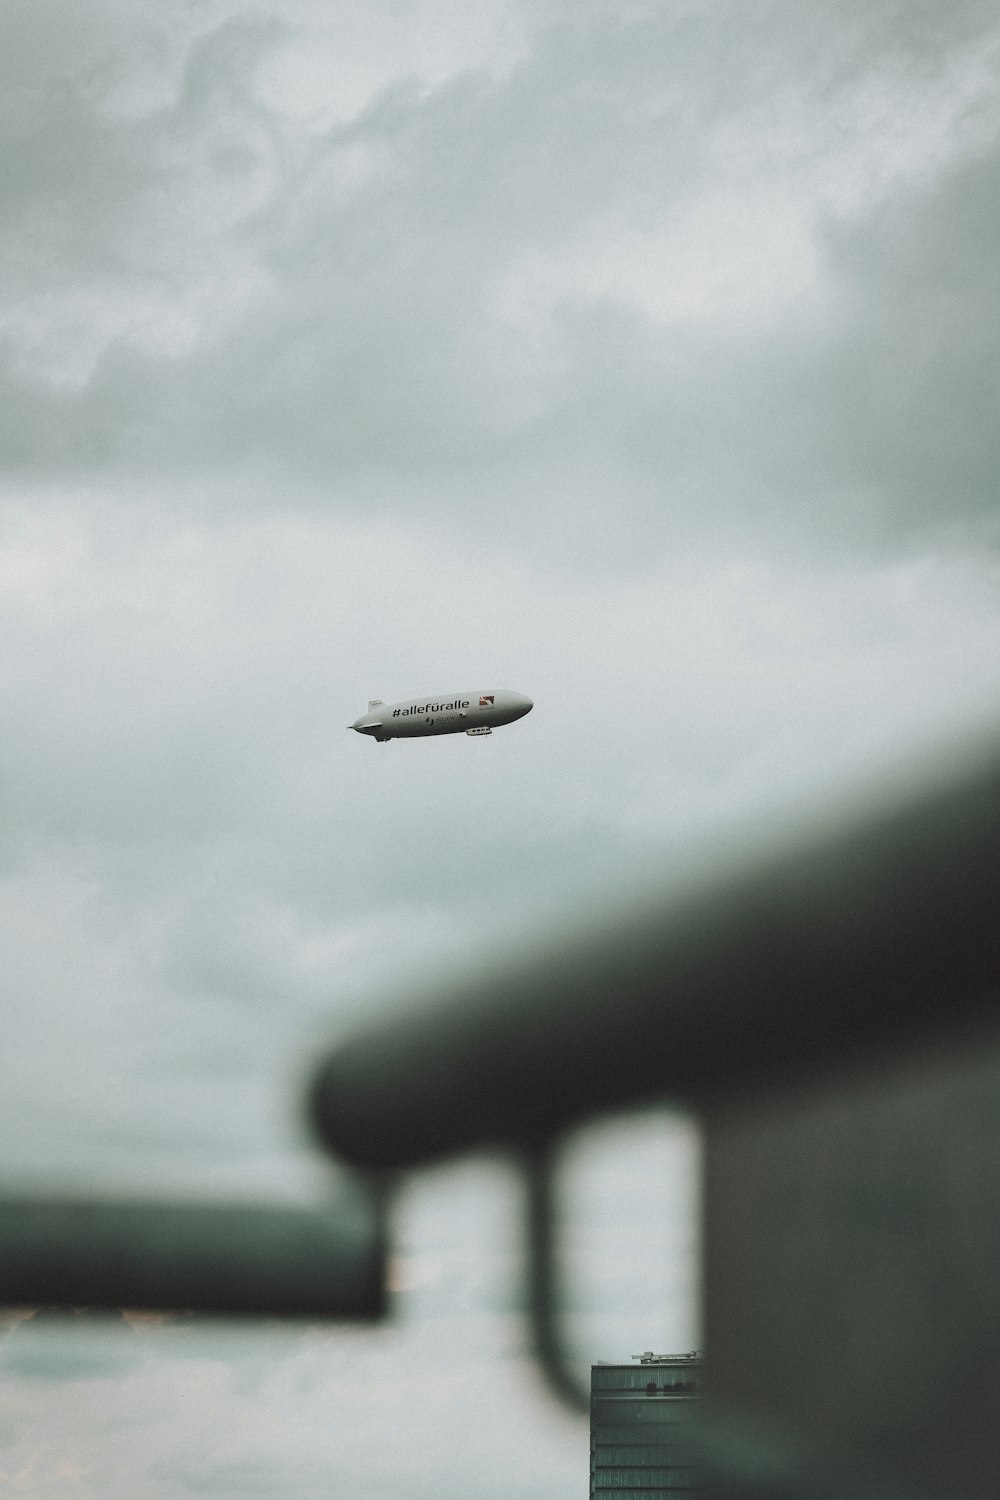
1,2,997,554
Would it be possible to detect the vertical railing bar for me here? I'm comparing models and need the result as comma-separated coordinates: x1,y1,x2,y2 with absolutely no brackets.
522,1138,590,1416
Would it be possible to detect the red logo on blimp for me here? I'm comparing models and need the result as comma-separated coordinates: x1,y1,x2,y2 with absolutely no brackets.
480,695,494,707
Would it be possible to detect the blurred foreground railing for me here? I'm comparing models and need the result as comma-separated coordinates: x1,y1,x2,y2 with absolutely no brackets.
311,731,1000,1164
6,727,1000,1498
311,729,1000,1499
0,1190,384,1318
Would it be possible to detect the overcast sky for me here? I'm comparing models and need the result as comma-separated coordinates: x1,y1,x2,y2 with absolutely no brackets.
2,1,1000,1495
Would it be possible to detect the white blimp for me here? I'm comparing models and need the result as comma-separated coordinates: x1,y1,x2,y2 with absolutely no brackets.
350,690,533,742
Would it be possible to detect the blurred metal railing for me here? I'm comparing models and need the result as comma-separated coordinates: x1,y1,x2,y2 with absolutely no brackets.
0,1189,385,1318
310,730,1000,1165
310,727,1000,1498
5,726,1000,1496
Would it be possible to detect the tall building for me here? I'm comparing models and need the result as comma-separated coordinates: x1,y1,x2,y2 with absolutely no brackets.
590,1351,702,1500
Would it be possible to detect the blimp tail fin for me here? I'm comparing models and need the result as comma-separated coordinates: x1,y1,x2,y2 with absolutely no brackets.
367,699,384,710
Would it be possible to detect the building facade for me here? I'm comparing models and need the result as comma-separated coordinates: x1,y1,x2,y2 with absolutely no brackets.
589,1352,702,1500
